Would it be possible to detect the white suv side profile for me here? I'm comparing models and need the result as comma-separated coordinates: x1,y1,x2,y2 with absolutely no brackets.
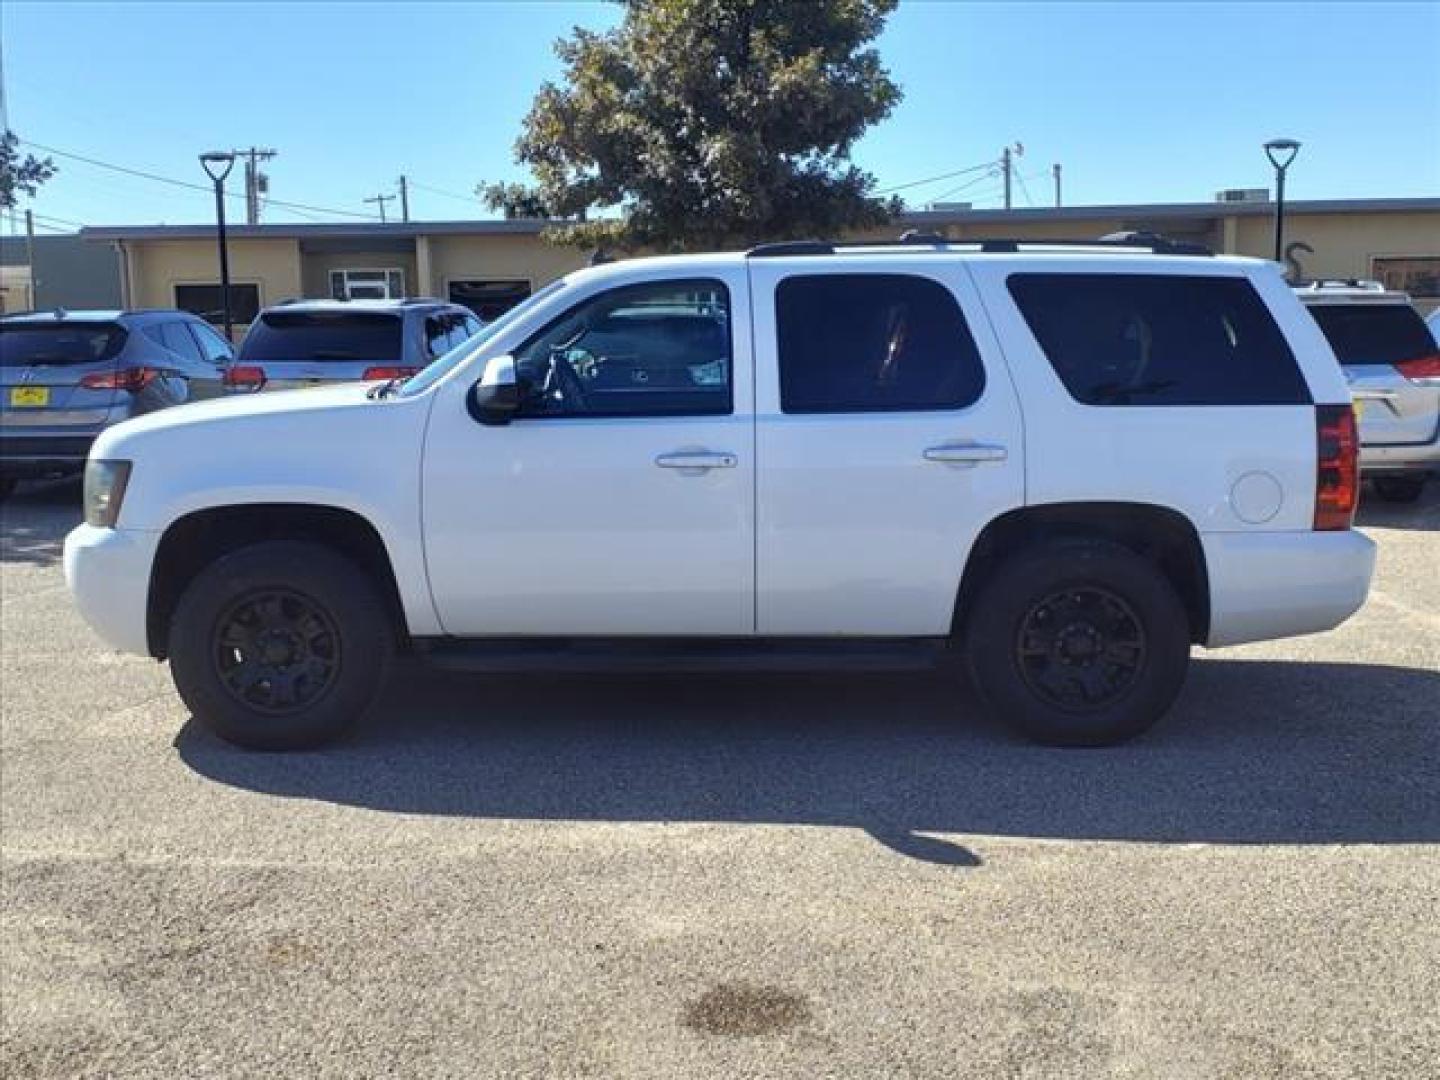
64,237,1375,750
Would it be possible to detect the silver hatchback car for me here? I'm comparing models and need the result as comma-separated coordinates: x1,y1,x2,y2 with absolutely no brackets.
226,299,484,392
1297,282,1440,503
0,309,235,501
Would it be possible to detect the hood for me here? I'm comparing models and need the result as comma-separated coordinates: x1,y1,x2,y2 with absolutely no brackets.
91,383,377,458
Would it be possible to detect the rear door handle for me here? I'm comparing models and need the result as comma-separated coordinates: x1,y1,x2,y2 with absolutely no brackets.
655,450,738,472
923,443,1008,466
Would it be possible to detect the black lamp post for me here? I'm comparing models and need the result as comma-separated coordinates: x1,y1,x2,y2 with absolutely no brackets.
1264,137,1301,265
199,151,237,340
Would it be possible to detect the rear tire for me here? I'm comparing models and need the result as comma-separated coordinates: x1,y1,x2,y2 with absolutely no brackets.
965,539,1190,747
1372,477,1425,504
168,540,394,750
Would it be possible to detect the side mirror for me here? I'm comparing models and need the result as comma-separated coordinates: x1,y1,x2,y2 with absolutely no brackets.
467,354,520,426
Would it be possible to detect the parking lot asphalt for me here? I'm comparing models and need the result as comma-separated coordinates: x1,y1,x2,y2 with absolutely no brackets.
2,478,1437,1078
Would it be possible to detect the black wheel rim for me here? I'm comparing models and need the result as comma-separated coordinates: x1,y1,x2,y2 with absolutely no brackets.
212,589,341,715
1015,585,1147,712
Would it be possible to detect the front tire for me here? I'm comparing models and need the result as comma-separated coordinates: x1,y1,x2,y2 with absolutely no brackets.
168,540,395,750
965,539,1190,746
1372,476,1425,504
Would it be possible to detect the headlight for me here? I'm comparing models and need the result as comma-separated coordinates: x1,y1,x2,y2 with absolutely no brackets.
84,459,132,527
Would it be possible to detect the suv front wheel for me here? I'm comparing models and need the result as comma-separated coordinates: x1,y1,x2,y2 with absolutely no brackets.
965,539,1191,746
168,540,395,749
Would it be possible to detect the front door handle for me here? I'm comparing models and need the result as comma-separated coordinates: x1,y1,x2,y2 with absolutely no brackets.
655,450,738,472
923,442,1008,467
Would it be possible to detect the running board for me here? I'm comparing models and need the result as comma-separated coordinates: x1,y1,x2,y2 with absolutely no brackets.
416,637,952,675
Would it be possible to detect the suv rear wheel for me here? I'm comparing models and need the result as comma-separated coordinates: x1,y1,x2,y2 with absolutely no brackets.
965,539,1190,746
168,540,394,749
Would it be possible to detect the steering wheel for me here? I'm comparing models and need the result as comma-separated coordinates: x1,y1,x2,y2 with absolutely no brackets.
549,351,591,413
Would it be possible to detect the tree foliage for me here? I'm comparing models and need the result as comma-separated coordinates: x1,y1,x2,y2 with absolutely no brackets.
484,0,902,249
0,131,56,212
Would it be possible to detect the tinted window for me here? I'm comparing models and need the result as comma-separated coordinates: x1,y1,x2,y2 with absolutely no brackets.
776,274,984,414
1307,304,1436,367
160,321,205,363
0,323,126,367
189,321,234,363
238,311,404,364
174,283,261,327
1008,274,1310,406
514,280,731,418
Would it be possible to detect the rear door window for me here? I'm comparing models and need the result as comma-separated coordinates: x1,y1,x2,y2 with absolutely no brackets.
775,273,985,413
237,311,404,364
1306,303,1436,366
160,322,206,363
1007,273,1310,406
0,323,126,367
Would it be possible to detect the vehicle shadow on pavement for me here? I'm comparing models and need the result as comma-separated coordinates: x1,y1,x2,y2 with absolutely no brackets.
177,656,1440,864
1355,481,1440,532
0,479,82,568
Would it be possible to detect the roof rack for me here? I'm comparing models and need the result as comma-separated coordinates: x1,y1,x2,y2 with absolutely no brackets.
1292,279,1386,292
747,232,1213,258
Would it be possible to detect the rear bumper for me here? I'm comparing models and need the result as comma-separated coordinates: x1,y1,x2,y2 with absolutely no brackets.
63,524,160,655
0,433,96,476
1359,437,1440,477
1203,529,1376,648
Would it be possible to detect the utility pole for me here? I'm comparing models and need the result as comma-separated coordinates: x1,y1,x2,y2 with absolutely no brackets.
364,193,396,223
1001,142,1024,210
24,209,37,308
232,147,277,225
1053,163,1062,208
398,175,410,223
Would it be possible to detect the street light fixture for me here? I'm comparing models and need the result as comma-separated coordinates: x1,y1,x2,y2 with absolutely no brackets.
1264,137,1301,266
199,151,237,340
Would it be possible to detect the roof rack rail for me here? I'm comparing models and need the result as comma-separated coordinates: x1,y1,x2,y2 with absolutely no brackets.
1292,278,1385,291
747,233,1213,258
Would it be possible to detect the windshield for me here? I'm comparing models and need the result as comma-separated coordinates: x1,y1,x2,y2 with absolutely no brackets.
1,323,127,367
1308,304,1436,366
397,278,571,398
238,310,404,364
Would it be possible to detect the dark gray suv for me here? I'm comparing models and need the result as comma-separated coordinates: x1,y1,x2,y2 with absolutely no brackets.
0,309,234,500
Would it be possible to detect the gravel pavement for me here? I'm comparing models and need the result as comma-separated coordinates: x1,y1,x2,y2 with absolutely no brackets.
2,478,1437,1078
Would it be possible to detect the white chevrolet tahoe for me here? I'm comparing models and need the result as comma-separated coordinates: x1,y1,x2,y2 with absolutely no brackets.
64,237,1376,750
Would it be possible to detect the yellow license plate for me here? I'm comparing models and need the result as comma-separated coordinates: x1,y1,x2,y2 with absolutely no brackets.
9,386,49,407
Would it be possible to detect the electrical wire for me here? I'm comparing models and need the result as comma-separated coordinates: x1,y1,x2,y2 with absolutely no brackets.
30,211,88,229
18,139,384,222
408,179,482,205
876,160,997,196
928,168,1002,205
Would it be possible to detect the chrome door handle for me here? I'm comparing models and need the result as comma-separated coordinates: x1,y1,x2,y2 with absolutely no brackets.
655,450,738,471
923,443,1007,466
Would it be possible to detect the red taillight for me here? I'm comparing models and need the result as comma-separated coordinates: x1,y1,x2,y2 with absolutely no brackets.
1394,352,1440,384
80,367,159,392
222,365,267,391
1315,404,1359,531
361,365,419,381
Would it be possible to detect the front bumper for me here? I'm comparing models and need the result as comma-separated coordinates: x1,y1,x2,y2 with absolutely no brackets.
63,524,161,655
1202,529,1376,648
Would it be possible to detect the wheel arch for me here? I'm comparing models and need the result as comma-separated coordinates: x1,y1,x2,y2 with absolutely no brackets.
146,502,410,659
952,501,1211,644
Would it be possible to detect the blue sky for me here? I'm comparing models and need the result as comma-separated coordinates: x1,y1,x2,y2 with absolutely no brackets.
3,0,1437,232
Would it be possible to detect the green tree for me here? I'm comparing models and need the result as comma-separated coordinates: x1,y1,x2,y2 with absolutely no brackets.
0,131,56,212
484,0,902,250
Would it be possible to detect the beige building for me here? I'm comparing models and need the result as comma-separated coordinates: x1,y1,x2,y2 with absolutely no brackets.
83,196,1440,336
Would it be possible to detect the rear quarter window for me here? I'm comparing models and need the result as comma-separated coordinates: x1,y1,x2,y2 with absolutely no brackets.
1007,273,1311,406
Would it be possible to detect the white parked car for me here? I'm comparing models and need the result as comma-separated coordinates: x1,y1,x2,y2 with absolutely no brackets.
1295,281,1440,503
64,237,1375,750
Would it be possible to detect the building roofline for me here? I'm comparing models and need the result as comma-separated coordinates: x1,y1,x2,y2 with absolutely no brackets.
78,197,1440,243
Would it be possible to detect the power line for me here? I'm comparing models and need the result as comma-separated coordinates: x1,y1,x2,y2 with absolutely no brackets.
928,168,1002,205
876,160,997,196
408,178,483,205
1015,169,1035,207
18,139,384,222
30,211,87,228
